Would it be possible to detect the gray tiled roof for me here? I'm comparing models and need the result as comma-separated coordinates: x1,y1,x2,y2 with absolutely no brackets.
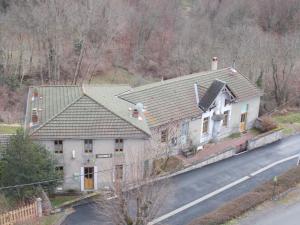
120,68,262,127
199,80,226,111
26,85,150,139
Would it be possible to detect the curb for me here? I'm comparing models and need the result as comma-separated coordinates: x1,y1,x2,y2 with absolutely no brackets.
52,192,101,212
54,208,75,225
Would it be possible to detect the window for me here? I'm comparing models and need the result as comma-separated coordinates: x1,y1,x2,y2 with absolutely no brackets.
115,165,123,180
171,137,177,146
55,166,64,175
54,140,63,154
115,139,124,152
161,129,168,143
223,111,229,127
225,99,230,107
202,117,209,134
84,139,93,153
181,121,189,137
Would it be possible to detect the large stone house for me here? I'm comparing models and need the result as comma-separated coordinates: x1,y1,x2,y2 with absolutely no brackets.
24,59,262,192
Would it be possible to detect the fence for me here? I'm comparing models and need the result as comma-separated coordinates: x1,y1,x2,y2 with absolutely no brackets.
0,198,42,225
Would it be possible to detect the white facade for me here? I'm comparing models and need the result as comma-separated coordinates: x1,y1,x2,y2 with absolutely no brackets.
40,138,150,192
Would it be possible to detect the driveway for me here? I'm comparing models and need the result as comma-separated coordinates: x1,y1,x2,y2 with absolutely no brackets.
63,135,300,225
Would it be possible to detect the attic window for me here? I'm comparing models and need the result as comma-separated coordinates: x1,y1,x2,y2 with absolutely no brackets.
32,108,38,123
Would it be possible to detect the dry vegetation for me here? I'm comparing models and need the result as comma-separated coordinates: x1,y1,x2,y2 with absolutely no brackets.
1,0,300,122
189,166,300,225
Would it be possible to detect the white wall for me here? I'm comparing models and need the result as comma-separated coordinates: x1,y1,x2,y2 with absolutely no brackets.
39,138,149,191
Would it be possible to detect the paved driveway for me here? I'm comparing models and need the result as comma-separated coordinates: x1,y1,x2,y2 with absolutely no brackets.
63,135,300,225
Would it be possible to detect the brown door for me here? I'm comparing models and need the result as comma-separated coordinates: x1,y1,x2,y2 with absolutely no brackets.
84,167,94,190
240,112,247,132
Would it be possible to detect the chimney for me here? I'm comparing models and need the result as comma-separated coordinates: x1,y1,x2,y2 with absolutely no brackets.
32,108,38,123
132,109,139,118
211,57,218,70
194,83,200,104
33,88,38,98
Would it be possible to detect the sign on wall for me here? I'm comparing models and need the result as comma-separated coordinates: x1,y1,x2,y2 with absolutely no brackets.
96,154,112,158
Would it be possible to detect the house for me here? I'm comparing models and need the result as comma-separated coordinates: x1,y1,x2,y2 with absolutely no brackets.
24,58,262,192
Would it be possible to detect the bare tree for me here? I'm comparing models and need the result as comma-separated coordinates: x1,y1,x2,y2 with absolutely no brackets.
95,153,171,225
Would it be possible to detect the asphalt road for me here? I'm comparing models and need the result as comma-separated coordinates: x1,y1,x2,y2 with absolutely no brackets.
63,135,300,225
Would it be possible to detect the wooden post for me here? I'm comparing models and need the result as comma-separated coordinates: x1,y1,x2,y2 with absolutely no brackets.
36,198,43,217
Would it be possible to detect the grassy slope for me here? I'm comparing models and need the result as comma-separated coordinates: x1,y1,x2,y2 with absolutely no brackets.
273,112,300,135
90,67,157,87
0,124,21,134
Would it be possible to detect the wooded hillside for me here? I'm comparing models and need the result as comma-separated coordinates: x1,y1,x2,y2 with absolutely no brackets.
1,0,300,122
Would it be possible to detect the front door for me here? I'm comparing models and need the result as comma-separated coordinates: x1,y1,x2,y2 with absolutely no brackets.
84,167,94,190
240,112,247,132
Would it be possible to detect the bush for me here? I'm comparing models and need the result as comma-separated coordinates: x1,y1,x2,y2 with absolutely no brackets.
189,166,300,225
256,116,278,132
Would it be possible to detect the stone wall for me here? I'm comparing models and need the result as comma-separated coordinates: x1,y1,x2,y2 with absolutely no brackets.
247,129,283,150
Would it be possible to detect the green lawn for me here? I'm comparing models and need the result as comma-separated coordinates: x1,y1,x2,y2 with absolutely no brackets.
274,112,300,124
273,112,300,135
50,195,79,208
40,213,64,225
228,132,241,139
0,124,21,134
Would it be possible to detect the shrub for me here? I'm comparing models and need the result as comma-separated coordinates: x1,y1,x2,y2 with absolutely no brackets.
256,116,278,132
189,166,300,225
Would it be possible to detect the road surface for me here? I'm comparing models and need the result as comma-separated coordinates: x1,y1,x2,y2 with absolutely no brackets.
63,134,300,225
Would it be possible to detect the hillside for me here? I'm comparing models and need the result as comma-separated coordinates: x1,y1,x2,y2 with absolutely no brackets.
1,0,300,122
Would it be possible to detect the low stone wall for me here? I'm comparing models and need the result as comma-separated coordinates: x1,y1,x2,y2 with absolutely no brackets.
247,129,283,150
195,147,236,168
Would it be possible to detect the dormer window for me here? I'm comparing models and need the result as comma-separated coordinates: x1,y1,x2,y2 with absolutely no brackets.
225,99,231,106
32,108,38,123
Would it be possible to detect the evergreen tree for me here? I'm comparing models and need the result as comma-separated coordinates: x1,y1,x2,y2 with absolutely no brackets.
0,129,60,203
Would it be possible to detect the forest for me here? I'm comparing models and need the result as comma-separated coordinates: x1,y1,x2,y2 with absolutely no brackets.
0,0,300,122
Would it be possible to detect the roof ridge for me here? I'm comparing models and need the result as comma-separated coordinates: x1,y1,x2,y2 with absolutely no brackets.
229,67,263,94
29,85,80,88
83,93,151,136
30,94,84,136
121,68,229,96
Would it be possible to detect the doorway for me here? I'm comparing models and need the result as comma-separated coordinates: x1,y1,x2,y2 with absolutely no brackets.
84,167,94,190
240,112,247,132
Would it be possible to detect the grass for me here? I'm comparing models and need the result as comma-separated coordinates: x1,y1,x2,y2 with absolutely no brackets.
90,67,157,87
0,124,21,134
249,128,262,136
228,132,241,139
188,166,300,225
39,213,64,225
273,112,300,124
273,112,300,135
50,195,79,208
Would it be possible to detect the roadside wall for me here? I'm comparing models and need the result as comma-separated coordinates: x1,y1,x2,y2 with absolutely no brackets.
247,129,283,150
